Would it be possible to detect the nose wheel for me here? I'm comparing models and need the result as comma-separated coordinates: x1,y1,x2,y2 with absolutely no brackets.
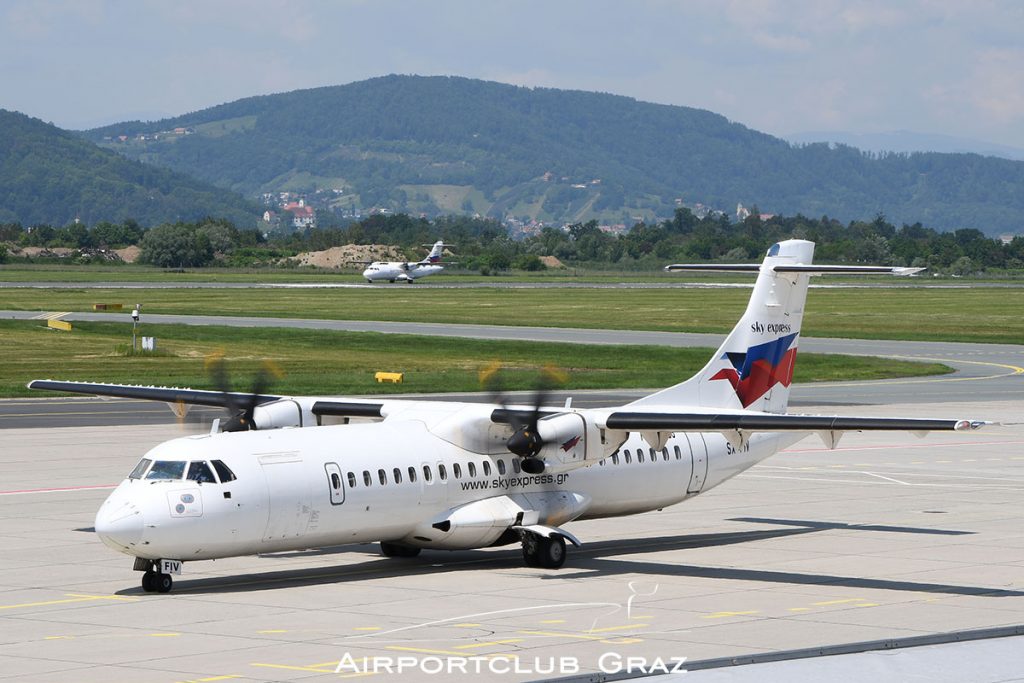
141,571,173,593
521,532,567,569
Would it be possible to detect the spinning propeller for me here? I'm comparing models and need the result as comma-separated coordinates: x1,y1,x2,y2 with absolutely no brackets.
481,362,568,474
204,354,282,432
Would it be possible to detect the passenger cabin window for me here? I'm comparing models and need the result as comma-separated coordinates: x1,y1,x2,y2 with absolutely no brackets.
674,445,682,460
638,449,644,463
408,466,417,483
438,464,448,481
624,450,632,464
146,460,185,480
186,461,216,483
483,461,492,476
649,448,657,462
423,465,432,482
363,470,372,487
393,467,402,484
331,473,341,489
468,462,477,477
211,460,237,482
662,448,670,461
348,472,357,488
497,460,506,475
512,459,521,474
453,463,462,479
129,458,152,480
611,453,619,465
378,469,387,486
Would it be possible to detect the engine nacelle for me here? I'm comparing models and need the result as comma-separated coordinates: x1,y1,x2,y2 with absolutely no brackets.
252,399,307,429
523,412,612,475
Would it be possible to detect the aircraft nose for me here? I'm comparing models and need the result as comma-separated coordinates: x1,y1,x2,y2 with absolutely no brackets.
95,501,144,552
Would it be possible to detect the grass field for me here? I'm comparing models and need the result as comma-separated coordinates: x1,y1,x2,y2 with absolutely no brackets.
0,284,1020,344
0,320,951,398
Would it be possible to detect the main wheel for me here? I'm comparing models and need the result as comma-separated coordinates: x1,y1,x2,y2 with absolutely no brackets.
380,542,421,558
521,533,541,568
141,572,156,592
536,535,567,569
153,573,173,593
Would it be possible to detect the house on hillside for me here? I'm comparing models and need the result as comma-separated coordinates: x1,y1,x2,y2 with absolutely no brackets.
283,200,316,229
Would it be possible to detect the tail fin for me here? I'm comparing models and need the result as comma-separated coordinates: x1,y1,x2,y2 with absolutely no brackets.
631,240,923,413
631,239,816,414
421,240,446,264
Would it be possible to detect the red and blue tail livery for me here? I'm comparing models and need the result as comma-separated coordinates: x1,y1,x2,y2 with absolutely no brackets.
711,333,798,407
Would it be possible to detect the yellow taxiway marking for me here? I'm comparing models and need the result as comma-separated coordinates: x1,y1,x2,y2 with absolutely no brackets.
812,598,864,606
825,356,1024,388
520,630,643,644
385,645,478,656
588,623,649,633
352,626,381,631
455,639,524,650
539,619,566,624
702,611,759,619
44,635,74,640
0,593,138,611
149,632,181,637
454,622,481,627
788,608,811,612
253,662,335,673
855,602,880,607
256,629,288,634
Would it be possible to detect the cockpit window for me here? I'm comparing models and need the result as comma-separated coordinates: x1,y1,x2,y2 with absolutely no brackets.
186,461,217,483
128,458,152,480
145,460,185,480
211,460,237,482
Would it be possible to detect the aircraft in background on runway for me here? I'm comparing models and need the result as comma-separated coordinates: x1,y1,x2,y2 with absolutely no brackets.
359,240,454,283
29,240,987,593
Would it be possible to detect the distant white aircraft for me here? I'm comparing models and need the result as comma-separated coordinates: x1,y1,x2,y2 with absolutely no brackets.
361,240,454,283
30,240,986,593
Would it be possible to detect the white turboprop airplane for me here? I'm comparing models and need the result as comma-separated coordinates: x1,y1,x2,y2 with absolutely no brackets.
361,240,453,283
29,240,986,594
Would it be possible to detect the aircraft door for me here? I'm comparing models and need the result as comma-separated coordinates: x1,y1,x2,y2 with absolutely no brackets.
259,454,312,542
685,434,708,494
325,462,345,505
419,460,447,508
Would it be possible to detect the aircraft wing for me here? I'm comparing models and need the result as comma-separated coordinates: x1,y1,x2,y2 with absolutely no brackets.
603,411,983,433
602,409,986,450
26,379,281,408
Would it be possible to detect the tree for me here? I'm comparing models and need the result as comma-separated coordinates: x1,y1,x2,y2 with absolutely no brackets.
139,223,214,267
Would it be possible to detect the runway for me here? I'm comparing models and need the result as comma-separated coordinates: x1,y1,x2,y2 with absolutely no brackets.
0,400,1022,682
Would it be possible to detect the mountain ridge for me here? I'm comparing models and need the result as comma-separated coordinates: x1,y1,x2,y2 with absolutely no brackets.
0,109,261,227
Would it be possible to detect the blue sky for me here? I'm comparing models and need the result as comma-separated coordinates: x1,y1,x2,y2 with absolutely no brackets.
2,0,1022,148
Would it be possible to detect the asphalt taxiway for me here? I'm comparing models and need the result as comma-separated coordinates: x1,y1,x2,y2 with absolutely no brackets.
0,400,1022,682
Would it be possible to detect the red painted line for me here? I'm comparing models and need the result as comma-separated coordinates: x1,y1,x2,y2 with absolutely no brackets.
0,484,118,496
785,439,1024,454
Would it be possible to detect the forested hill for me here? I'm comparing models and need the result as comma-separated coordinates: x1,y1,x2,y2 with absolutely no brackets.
0,110,260,226
85,75,1024,234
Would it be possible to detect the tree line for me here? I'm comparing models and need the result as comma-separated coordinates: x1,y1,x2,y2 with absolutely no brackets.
1,209,1022,275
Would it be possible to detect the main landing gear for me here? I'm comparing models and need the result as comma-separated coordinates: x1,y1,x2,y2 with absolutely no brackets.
521,532,567,569
380,541,422,558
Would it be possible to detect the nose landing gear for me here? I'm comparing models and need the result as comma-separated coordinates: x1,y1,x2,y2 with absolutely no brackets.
135,558,177,593
141,570,173,593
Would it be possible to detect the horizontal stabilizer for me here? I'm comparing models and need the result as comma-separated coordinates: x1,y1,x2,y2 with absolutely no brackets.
665,263,924,276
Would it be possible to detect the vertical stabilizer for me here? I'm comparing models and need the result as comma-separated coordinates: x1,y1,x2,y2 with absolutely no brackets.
630,240,815,414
